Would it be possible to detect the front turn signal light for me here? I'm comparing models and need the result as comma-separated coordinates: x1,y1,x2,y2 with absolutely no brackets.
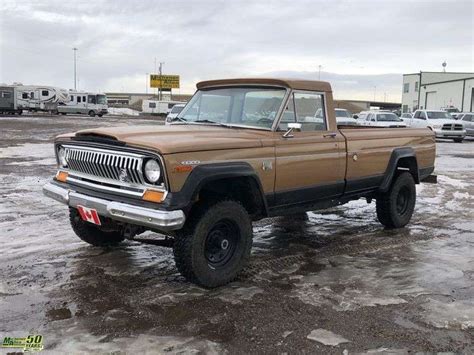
142,189,165,203
56,171,69,182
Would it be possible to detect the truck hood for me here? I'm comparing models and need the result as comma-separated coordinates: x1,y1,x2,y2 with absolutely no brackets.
71,124,270,154
427,119,461,126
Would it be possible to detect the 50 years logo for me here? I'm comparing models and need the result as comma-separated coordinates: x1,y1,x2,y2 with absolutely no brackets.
2,335,44,352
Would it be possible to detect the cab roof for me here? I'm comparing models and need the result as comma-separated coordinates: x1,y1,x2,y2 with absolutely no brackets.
196,78,332,92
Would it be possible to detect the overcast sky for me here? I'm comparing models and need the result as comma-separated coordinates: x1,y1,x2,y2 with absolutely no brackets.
1,0,473,101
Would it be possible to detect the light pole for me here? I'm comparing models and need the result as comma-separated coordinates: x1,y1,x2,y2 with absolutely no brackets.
145,73,148,94
73,48,78,90
318,65,322,80
158,62,164,100
374,85,377,101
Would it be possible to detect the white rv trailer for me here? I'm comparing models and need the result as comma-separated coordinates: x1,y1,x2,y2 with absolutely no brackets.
15,85,69,112
142,99,184,115
58,91,108,117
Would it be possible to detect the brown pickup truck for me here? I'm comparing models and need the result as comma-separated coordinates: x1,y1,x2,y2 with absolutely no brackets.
43,78,436,287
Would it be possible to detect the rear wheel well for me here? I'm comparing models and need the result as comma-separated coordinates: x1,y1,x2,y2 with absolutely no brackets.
396,157,419,183
194,177,266,220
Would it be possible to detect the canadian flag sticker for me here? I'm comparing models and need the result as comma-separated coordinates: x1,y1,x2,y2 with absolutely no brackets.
77,205,101,226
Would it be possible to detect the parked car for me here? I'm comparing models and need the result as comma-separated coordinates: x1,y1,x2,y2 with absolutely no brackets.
441,107,460,119
409,110,466,142
43,78,436,288
359,111,407,128
335,108,356,125
457,112,474,136
165,103,186,124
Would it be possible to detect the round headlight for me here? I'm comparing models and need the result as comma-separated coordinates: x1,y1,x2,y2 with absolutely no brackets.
57,147,67,167
144,159,161,183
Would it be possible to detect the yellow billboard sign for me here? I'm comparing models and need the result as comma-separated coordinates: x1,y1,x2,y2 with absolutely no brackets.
150,74,180,89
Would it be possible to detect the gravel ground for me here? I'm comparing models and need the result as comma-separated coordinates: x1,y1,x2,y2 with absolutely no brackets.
0,114,473,354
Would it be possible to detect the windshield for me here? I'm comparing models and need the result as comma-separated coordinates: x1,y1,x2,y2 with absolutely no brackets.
335,109,350,118
444,108,459,113
427,111,452,119
376,113,401,122
170,105,184,114
177,87,287,129
97,95,107,105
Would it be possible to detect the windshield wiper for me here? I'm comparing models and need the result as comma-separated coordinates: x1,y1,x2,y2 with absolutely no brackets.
193,119,231,127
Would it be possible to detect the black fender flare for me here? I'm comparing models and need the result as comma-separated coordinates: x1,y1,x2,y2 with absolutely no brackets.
164,162,268,214
379,147,419,192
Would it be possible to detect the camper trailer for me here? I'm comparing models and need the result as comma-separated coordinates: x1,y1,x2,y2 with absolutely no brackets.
58,91,108,117
15,85,69,113
0,86,22,115
142,100,184,115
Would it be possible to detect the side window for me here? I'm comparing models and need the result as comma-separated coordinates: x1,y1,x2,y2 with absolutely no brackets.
82,96,86,102
22,93,28,99
88,95,96,104
293,92,327,131
30,92,34,99
149,102,156,108
420,112,427,119
70,96,74,101
77,96,81,103
463,114,472,122
403,83,409,93
371,114,377,122
41,90,48,96
413,111,420,118
168,103,174,109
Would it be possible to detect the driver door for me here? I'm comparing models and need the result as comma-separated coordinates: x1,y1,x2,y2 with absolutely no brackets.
273,91,346,207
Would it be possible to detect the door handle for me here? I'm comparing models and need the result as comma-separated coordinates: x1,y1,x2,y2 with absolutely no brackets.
323,133,337,138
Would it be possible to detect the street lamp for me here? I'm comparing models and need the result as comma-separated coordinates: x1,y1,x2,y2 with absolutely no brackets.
72,48,78,90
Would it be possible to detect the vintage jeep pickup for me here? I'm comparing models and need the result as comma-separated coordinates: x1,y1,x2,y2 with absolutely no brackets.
43,78,436,287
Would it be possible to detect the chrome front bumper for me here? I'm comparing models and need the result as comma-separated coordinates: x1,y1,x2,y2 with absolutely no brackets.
433,129,466,138
43,182,185,231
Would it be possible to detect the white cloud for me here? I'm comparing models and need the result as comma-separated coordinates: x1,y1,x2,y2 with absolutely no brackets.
0,0,472,101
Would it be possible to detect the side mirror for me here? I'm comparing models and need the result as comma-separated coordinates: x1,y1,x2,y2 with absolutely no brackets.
353,115,358,119
283,122,302,138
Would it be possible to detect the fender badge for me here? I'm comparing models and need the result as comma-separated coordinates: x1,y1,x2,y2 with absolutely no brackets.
180,160,200,165
352,154,358,161
262,161,273,171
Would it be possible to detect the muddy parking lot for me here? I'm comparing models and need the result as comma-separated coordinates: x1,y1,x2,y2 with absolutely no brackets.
1,115,473,354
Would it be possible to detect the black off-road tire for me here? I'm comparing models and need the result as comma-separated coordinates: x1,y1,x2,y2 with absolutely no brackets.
88,110,95,117
376,172,416,228
453,138,463,143
173,200,253,288
69,208,124,246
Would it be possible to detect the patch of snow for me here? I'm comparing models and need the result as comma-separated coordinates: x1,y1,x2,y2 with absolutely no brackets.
307,329,350,346
107,107,140,116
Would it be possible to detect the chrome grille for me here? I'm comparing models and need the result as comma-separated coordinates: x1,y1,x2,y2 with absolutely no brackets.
442,123,464,131
63,145,145,185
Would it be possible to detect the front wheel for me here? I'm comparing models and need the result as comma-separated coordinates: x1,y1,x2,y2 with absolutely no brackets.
173,201,253,288
453,138,464,143
88,110,95,117
376,172,416,228
69,208,124,246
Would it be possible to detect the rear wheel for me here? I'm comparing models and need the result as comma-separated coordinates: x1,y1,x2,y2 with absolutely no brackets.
173,200,253,288
69,207,124,246
376,172,416,228
88,110,95,117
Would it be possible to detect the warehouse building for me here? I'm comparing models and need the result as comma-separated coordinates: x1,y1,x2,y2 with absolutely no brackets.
402,71,474,113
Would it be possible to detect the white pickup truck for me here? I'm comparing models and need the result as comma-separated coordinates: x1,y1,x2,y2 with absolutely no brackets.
408,110,466,142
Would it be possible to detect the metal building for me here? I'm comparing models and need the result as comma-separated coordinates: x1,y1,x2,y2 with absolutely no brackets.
402,71,474,113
